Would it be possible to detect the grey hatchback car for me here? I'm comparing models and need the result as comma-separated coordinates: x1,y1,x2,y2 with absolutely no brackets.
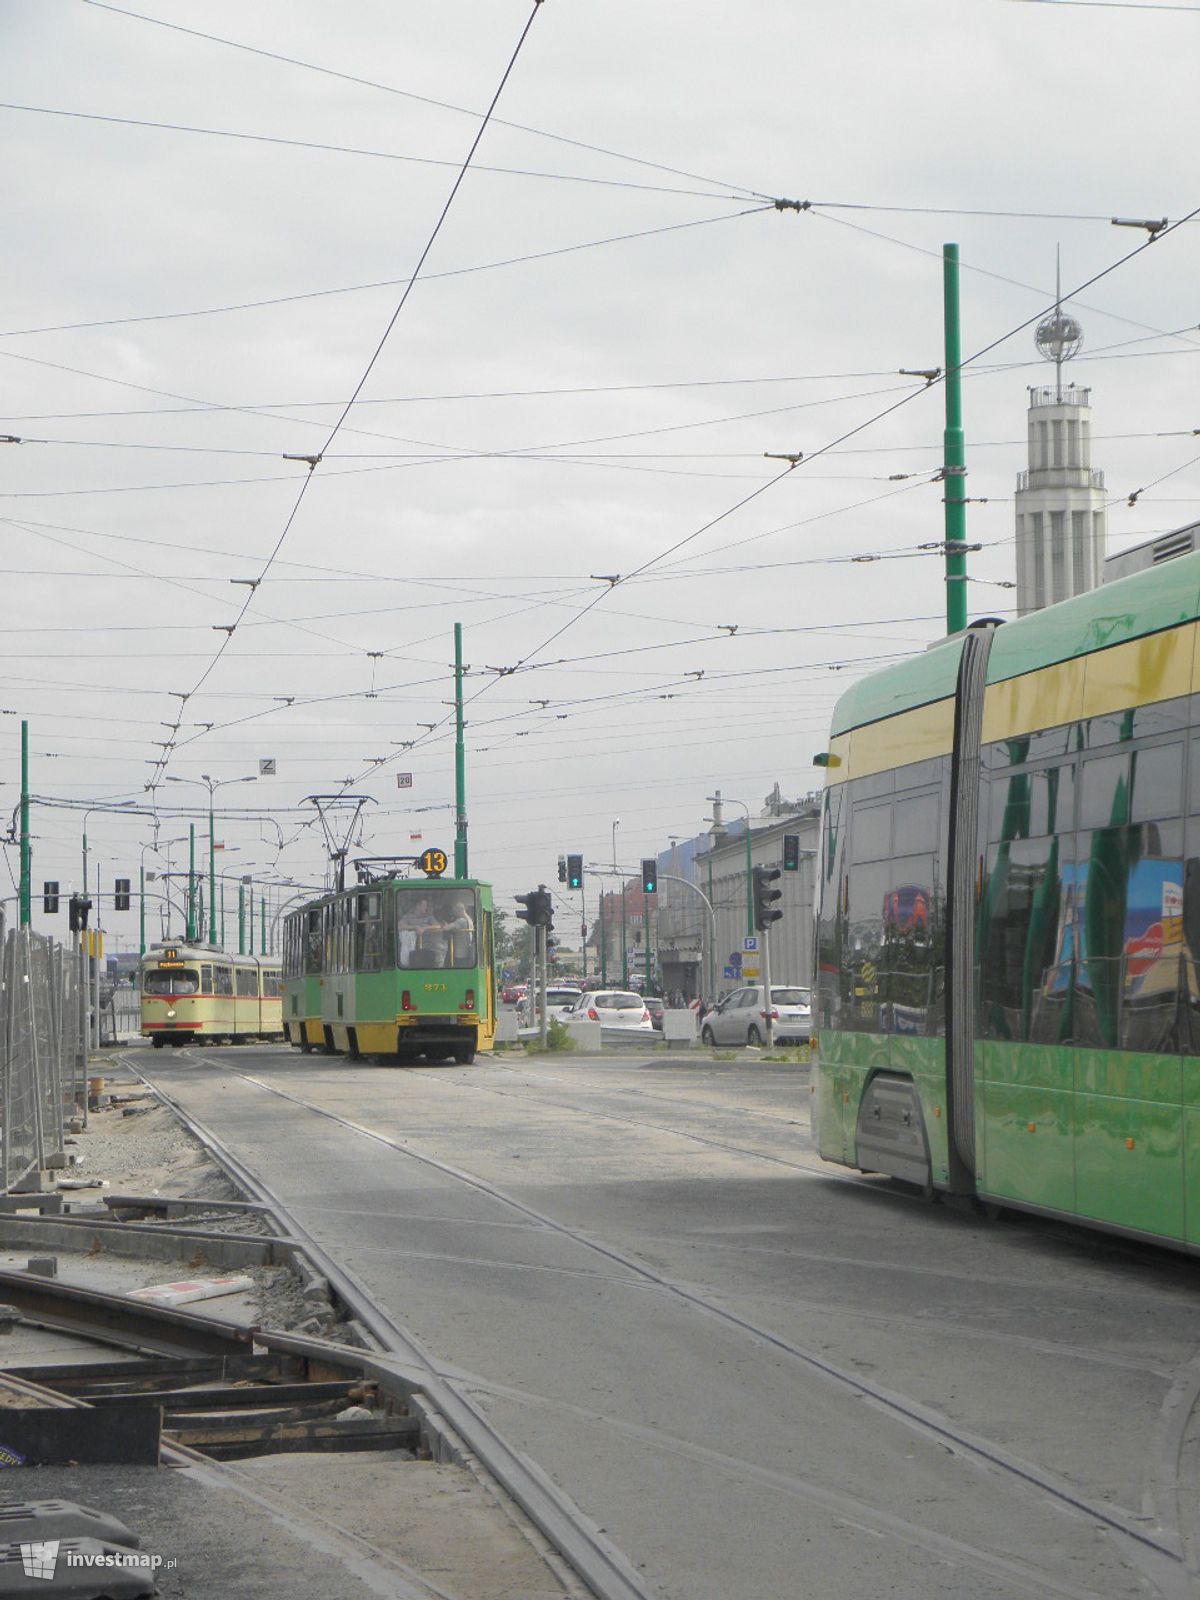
701,985,812,1047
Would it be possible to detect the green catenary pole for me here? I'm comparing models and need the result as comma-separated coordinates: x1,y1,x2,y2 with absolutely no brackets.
260,894,266,956
18,720,30,927
454,622,467,879
220,879,225,951
139,862,145,956
620,881,628,986
599,892,607,986
943,242,968,635
238,881,245,955
187,823,196,941
208,802,216,949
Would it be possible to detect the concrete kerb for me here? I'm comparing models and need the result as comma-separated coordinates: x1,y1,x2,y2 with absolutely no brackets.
0,1213,285,1270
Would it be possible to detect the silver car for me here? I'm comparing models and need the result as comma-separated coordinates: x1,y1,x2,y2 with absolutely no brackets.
701,985,812,1047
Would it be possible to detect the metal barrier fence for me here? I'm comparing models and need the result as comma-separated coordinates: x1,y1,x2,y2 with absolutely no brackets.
1,915,88,1193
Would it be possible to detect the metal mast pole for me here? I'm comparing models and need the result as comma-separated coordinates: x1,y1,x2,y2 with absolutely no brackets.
261,894,267,956
18,720,30,927
454,621,468,880
537,924,548,1049
620,881,627,986
139,863,145,956
187,824,196,941
599,893,607,986
943,242,968,635
208,795,216,949
761,923,774,1049
238,882,245,955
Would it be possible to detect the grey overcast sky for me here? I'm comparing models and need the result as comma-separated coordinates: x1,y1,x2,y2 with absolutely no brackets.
2,0,1198,938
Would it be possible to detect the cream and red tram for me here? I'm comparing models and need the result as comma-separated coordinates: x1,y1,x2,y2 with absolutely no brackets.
140,943,283,1047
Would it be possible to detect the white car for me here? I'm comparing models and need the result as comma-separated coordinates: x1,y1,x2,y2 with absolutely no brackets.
522,986,583,1024
563,990,653,1032
701,985,812,1047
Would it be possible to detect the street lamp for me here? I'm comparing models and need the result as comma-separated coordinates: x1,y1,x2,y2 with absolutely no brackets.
82,801,137,928
163,774,256,950
139,835,187,954
706,794,755,937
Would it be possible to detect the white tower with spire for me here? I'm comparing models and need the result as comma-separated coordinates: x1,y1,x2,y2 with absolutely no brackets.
1014,258,1108,615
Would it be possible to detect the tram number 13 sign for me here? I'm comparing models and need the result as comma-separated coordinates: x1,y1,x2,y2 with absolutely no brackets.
418,847,448,878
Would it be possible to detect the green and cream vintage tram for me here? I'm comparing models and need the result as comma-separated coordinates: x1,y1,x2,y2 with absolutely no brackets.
282,856,496,1064
140,943,283,1047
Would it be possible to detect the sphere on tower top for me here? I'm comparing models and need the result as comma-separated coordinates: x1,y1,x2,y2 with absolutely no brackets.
1036,307,1083,365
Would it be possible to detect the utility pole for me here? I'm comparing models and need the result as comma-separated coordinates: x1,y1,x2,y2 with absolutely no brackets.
454,622,468,879
18,719,30,927
943,241,968,634
537,924,548,1049
761,923,774,1050
139,863,145,956
187,823,196,941
261,894,267,956
620,880,628,986
209,802,217,950
238,881,245,955
599,893,607,986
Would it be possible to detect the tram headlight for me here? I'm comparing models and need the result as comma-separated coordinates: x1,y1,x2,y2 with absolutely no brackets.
166,1007,176,1019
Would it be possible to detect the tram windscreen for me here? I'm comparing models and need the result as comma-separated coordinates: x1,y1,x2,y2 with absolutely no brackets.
143,967,200,996
396,889,478,969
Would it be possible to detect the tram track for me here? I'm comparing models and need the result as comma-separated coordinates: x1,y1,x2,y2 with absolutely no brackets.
134,1049,1195,1586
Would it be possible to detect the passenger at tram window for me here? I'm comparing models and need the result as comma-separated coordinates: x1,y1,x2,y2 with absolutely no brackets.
443,898,476,967
397,897,439,966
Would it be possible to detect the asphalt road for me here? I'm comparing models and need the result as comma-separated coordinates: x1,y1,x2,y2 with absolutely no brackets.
135,1042,1200,1600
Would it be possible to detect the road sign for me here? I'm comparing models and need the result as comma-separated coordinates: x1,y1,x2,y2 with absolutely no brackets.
742,936,758,952
396,773,413,789
723,965,737,980
729,951,742,968
742,964,760,979
259,757,276,775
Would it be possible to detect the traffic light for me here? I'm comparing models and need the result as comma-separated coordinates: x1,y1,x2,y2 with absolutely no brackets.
68,893,92,932
566,853,583,890
782,833,801,871
515,887,554,930
42,881,59,915
752,865,783,932
114,877,131,911
641,858,657,894
557,856,567,883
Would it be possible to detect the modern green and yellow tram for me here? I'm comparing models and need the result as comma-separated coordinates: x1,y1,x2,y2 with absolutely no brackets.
140,943,283,1047
281,867,496,1064
814,550,1200,1249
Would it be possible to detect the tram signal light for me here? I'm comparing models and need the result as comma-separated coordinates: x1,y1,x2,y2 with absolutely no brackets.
782,833,801,871
557,856,567,883
68,893,92,932
42,882,59,915
114,878,131,911
566,853,583,890
752,865,783,932
641,858,657,895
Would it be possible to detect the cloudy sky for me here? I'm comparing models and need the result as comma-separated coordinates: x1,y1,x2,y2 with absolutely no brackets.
3,0,1198,947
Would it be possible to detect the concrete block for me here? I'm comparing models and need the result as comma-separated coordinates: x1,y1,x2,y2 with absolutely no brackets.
26,1257,58,1278
494,1008,520,1043
564,1019,602,1051
663,1010,697,1045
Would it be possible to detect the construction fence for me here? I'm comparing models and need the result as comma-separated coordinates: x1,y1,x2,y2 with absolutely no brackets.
1,914,89,1193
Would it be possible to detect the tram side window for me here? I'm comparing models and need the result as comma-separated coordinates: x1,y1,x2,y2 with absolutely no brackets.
356,892,383,971
262,969,281,998
306,908,323,975
236,967,258,998
977,832,1070,1045
213,965,234,997
201,964,213,993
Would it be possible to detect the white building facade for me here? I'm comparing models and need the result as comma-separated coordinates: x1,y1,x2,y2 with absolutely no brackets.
1014,383,1107,615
